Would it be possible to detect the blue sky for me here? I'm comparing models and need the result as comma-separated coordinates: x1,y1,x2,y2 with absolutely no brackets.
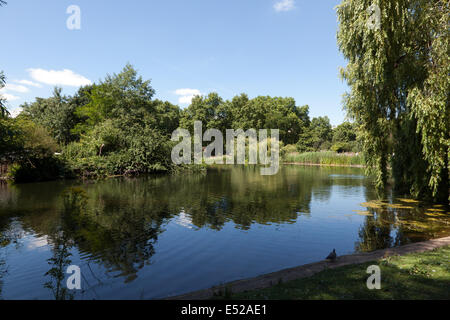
0,0,349,125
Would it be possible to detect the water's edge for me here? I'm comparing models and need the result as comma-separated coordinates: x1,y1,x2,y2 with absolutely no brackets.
169,236,450,300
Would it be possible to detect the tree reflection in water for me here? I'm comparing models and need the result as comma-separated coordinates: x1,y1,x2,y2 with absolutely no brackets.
58,187,162,284
44,231,74,300
0,166,448,299
355,200,450,252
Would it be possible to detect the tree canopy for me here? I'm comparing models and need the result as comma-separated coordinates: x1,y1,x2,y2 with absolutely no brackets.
4,64,362,182
180,93,311,145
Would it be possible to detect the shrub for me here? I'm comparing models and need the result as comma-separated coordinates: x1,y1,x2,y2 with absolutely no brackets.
281,144,298,157
319,141,332,151
7,156,69,183
331,142,352,153
62,123,174,178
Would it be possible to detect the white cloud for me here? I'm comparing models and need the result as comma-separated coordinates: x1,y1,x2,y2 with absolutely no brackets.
274,0,295,12
174,88,202,105
13,79,42,88
0,83,29,102
26,236,48,250
175,88,201,96
9,107,23,118
27,68,92,87
1,93,21,101
0,83,29,93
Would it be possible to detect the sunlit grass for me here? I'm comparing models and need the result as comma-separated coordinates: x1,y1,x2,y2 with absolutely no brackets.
217,246,450,300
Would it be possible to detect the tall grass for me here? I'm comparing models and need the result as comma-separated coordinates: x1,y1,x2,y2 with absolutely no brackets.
283,151,364,166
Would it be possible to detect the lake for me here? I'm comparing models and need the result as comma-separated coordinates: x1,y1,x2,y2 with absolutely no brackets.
0,165,449,299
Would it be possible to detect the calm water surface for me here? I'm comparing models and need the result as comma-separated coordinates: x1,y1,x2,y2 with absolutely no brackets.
0,165,449,299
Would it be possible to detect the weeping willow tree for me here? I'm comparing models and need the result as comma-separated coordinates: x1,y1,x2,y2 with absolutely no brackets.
337,0,449,202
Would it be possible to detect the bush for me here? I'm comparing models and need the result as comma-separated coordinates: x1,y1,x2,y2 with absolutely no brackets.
8,156,69,183
62,123,174,178
331,142,352,153
281,144,297,158
319,141,332,151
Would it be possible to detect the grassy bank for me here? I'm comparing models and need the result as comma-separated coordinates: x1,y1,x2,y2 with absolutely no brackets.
283,151,365,166
217,246,450,300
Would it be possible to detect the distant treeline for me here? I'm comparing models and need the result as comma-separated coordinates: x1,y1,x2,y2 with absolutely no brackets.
2,0,448,203
0,65,360,182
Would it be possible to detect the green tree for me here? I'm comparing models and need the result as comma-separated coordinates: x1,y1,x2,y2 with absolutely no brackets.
311,117,333,145
333,122,356,144
297,116,333,152
21,88,78,145
180,93,310,145
231,96,308,144
331,121,359,153
0,71,9,118
152,99,181,136
61,65,179,177
16,118,59,157
0,118,57,162
0,117,64,183
74,64,156,135
180,92,224,133
0,118,23,160
337,0,449,201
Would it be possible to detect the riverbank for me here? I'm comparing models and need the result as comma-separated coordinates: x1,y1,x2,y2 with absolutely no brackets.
169,236,450,300
283,162,365,168
283,151,364,167
226,245,450,300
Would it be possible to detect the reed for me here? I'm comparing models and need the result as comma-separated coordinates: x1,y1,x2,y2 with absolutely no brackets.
283,151,364,166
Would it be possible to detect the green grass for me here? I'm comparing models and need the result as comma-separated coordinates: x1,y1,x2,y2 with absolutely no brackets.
217,246,450,300
283,151,365,166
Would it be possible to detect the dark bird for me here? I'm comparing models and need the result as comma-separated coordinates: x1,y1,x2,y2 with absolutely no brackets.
326,249,337,262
